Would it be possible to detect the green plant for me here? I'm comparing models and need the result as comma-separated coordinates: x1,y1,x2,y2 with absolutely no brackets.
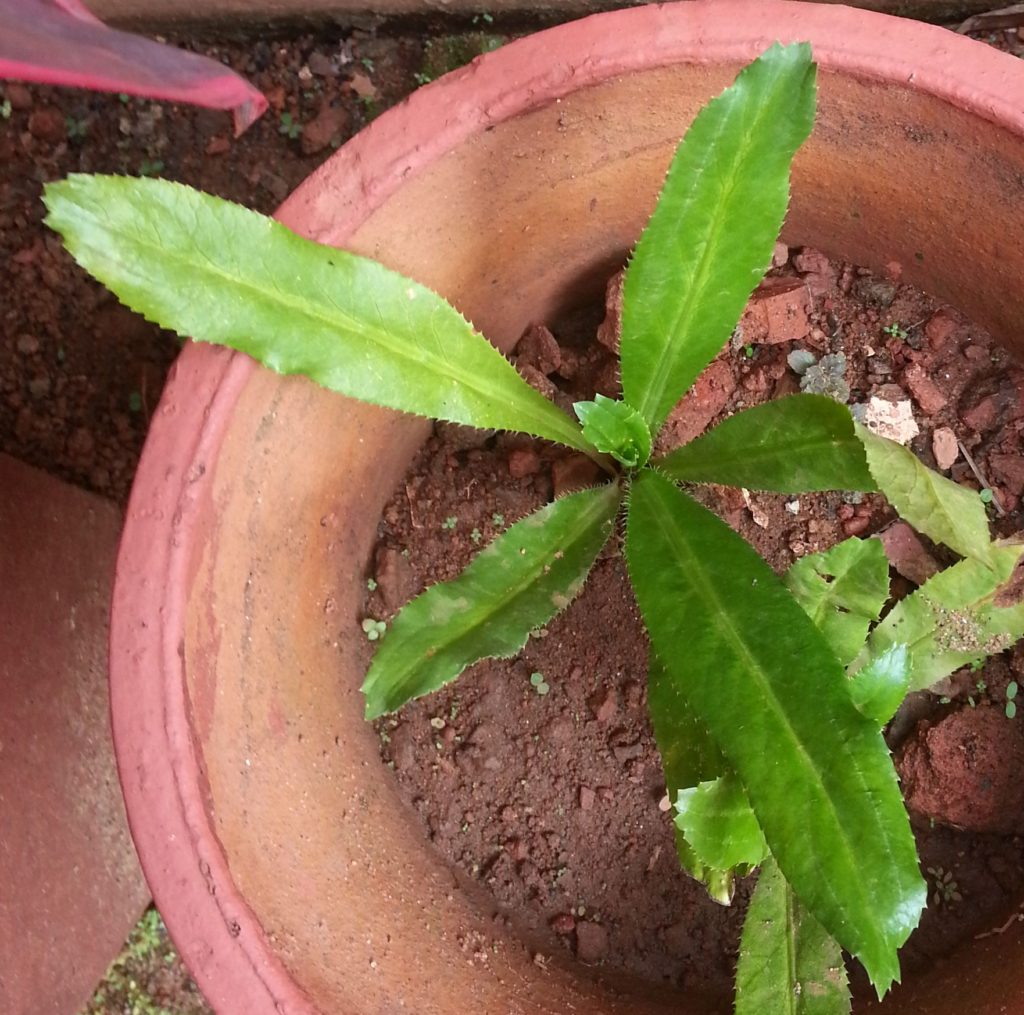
361,617,386,641
926,865,963,906
0,98,11,120
138,158,165,178
42,43,1024,1015
1007,680,1018,719
530,671,550,695
883,321,909,341
66,114,88,140
278,111,302,139
86,907,181,1015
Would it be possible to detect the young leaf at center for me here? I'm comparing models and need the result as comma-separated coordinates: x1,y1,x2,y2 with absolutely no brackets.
573,394,652,467
362,482,621,718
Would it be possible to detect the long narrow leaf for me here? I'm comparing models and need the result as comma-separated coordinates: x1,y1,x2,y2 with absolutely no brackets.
43,175,597,456
735,857,851,1015
658,396,875,493
850,545,1024,693
362,483,621,718
626,470,924,992
857,425,992,564
620,43,817,434
785,537,890,666
649,650,736,903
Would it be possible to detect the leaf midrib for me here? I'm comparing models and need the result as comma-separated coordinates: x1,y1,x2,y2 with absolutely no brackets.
663,432,858,475
70,204,587,450
379,486,617,703
634,74,782,429
783,876,799,1015
641,484,873,936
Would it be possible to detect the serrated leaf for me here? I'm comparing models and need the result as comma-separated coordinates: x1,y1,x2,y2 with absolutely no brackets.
573,394,652,467
856,424,992,564
649,650,736,903
42,174,597,456
785,537,890,666
675,774,768,872
626,469,924,992
849,645,911,726
735,856,851,1015
851,545,1024,694
620,43,817,433
658,396,875,493
362,483,620,718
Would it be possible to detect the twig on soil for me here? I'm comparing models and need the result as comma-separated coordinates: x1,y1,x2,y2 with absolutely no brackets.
974,908,1024,939
405,482,422,528
957,3,1024,33
957,438,1007,517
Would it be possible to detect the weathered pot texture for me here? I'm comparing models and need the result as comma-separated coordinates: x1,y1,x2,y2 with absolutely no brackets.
110,2,1024,1012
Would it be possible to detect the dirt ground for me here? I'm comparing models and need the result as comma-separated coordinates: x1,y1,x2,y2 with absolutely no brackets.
0,12,1021,1015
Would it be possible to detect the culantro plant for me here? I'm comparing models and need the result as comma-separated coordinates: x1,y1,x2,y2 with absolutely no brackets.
44,43,1024,1014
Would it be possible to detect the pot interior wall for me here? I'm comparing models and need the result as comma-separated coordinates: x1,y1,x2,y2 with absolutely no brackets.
182,62,1024,1013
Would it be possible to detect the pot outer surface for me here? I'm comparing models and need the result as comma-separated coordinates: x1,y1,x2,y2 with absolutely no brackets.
109,2,1024,1013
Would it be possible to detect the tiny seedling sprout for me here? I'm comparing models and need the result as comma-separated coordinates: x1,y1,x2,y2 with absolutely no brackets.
278,111,302,139
361,618,387,641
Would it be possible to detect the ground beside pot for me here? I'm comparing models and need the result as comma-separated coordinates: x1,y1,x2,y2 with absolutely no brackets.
104,3,1024,1013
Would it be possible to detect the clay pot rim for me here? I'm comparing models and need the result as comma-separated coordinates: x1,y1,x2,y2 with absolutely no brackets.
109,3,1024,1011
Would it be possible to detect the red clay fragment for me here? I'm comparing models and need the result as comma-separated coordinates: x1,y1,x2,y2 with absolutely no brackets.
0,0,266,135
739,276,812,345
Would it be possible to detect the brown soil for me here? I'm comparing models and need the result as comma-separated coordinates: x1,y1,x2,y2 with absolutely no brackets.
366,246,1024,996
0,27,472,504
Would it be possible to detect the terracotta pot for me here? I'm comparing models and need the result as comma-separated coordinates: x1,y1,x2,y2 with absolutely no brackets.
110,3,1024,1012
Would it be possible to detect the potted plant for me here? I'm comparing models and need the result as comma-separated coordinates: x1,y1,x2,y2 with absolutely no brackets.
64,2,1024,1012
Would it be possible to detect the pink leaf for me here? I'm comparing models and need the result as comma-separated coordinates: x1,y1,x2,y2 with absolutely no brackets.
1,0,267,134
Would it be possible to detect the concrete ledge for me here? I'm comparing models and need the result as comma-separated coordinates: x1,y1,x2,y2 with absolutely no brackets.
86,0,994,30
0,456,149,1015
